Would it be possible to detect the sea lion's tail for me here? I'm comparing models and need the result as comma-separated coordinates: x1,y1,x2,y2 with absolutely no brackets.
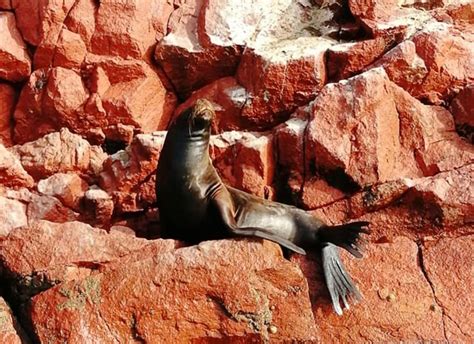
319,221,370,315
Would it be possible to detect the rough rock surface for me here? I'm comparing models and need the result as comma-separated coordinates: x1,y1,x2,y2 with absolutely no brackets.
0,12,31,82
0,144,34,188
0,83,16,146
293,237,446,342
11,128,99,179
29,240,316,342
0,220,179,301
0,0,472,342
0,297,27,343
423,235,474,342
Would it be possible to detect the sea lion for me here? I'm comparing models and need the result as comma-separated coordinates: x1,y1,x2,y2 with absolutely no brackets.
156,99,370,315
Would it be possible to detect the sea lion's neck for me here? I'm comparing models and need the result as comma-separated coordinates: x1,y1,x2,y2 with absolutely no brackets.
168,126,211,164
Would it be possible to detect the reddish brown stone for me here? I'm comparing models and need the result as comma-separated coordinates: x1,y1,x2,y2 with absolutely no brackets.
90,58,177,134
274,112,308,202
0,297,28,343
12,0,75,46
27,193,79,223
29,240,316,342
175,77,248,132
211,131,275,199
0,0,11,9
311,164,473,241
155,0,241,98
411,23,474,103
42,67,89,130
52,28,87,69
90,0,173,60
305,68,473,188
37,173,88,210
0,220,178,300
11,128,93,179
423,235,474,342
14,61,176,144
0,196,27,237
327,37,389,80
368,40,428,95
0,12,31,82
293,237,445,342
99,132,166,213
64,0,96,48
0,144,33,188
0,83,15,146
300,178,346,210
450,84,474,142
81,186,114,227
13,69,57,144
236,38,331,130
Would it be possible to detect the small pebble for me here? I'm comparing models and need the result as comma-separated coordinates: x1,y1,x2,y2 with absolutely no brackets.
386,293,396,302
268,325,278,334
430,304,436,311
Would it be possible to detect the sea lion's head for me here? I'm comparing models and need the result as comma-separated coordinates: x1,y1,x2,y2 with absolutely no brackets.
174,99,216,136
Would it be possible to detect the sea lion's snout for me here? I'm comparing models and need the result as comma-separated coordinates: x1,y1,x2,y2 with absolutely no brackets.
192,99,215,123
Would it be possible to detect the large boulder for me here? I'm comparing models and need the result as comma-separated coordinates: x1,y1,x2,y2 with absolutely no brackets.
29,239,316,342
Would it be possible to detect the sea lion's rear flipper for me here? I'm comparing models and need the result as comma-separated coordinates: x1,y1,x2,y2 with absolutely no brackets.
322,243,362,315
211,191,306,255
319,221,370,258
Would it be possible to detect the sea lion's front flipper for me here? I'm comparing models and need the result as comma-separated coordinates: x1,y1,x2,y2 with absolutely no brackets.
211,190,306,255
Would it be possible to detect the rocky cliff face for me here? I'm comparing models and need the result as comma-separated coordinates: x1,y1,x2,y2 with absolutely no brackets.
0,0,473,342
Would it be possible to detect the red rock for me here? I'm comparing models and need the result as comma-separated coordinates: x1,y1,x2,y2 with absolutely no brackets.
99,132,166,213
27,193,79,223
0,297,28,343
14,60,176,143
423,235,474,342
42,67,89,131
64,0,96,48
155,0,241,98
274,113,307,202
13,69,57,144
367,40,428,95
81,186,114,227
211,131,275,199
411,23,474,103
0,196,27,237
89,58,177,134
0,220,178,300
90,0,173,59
29,240,316,342
305,68,473,188
430,2,474,25
300,178,346,210
293,237,445,342
0,1,11,9
312,164,473,241
88,145,108,177
0,144,33,188
327,37,389,80
236,37,331,130
349,0,435,38
0,12,31,82
12,0,75,46
11,128,93,179
451,85,474,143
175,77,248,132
0,83,15,146
52,28,87,68
37,173,88,210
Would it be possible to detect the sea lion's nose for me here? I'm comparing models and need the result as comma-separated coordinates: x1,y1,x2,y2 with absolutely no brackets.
194,99,215,121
